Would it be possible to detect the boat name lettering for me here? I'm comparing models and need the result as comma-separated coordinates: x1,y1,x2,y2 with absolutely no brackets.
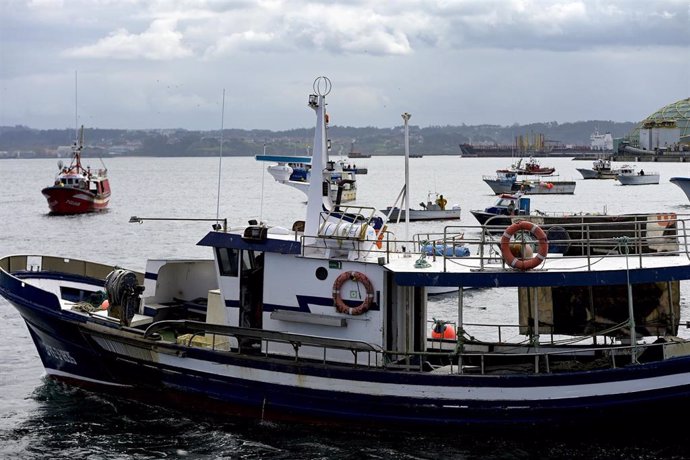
44,344,77,364
66,200,81,206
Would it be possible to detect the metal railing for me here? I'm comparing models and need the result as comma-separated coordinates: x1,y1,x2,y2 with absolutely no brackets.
300,213,690,270
142,319,689,376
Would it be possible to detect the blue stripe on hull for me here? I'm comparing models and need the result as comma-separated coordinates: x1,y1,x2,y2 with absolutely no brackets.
80,348,690,428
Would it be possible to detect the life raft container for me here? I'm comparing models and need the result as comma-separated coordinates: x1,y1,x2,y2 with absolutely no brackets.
332,271,374,315
500,220,548,270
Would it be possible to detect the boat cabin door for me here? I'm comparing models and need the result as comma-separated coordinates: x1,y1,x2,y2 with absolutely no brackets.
239,250,264,331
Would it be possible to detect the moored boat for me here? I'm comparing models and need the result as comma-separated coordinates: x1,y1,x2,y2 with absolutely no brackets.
615,165,660,185
497,157,556,176
41,126,110,214
483,171,576,195
5,78,690,431
381,193,461,221
576,158,620,179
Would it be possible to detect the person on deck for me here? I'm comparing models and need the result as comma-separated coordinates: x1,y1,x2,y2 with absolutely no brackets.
436,194,447,210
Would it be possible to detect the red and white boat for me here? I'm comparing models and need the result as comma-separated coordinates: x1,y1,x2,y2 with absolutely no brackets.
41,126,111,214
497,157,555,176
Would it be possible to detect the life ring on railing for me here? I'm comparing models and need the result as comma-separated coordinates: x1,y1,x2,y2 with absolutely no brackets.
500,221,549,270
332,271,374,315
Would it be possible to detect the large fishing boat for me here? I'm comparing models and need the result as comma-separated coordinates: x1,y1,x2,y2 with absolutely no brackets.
41,126,110,214
4,78,690,430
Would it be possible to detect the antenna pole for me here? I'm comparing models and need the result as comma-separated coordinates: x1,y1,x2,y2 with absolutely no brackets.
74,70,78,142
402,112,411,241
216,89,225,221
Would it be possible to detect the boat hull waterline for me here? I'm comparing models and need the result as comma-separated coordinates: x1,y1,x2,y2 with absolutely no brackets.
41,186,110,214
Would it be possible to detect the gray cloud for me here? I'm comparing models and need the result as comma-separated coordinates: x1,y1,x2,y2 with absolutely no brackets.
0,0,687,130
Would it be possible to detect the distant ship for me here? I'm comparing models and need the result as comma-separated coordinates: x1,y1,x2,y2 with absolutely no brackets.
590,129,613,151
347,139,371,158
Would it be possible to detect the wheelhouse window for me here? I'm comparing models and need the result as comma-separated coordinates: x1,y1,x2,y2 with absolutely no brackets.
216,247,239,277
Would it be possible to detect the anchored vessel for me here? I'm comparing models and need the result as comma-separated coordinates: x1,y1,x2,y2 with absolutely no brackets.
381,192,461,221
41,125,110,214
615,165,660,186
4,78,690,429
576,158,620,179
497,157,556,176
483,171,576,195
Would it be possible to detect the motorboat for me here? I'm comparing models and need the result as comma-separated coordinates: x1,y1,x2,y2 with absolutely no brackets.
576,158,620,179
483,171,576,195
615,165,660,185
381,193,461,221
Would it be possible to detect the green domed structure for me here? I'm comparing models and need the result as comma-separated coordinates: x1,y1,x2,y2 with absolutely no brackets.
624,97,690,149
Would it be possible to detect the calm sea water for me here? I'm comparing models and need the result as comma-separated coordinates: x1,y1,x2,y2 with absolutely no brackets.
2,155,690,459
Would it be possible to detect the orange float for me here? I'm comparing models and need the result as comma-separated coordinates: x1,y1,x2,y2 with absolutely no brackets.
431,322,457,340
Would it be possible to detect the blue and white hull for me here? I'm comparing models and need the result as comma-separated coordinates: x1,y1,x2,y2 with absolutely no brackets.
5,259,690,428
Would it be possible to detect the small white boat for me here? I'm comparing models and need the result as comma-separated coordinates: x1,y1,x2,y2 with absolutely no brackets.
577,158,620,179
381,193,461,221
483,171,576,195
615,165,660,185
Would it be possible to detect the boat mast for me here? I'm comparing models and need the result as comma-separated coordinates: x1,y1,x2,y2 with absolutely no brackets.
74,70,78,144
305,76,332,237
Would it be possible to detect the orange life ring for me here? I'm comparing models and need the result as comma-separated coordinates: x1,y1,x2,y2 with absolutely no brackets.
500,221,548,270
332,271,374,315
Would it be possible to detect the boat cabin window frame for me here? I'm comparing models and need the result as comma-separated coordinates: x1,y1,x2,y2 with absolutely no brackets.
216,247,240,277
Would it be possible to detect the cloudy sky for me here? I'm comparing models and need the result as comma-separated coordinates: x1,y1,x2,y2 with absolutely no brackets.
0,0,688,131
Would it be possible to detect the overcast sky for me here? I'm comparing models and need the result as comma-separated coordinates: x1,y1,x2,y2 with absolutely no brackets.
0,0,688,131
